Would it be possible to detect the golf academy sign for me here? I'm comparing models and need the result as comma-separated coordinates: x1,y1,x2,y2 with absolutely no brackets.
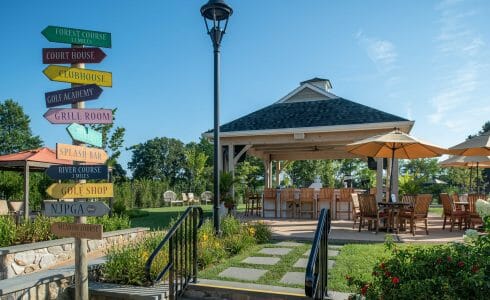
44,201,110,217
45,85,103,108
46,164,108,180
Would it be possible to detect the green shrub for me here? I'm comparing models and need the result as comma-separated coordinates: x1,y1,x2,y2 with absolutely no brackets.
88,214,131,232
347,236,490,299
126,209,150,219
0,216,16,246
249,221,272,244
16,215,55,243
198,219,227,268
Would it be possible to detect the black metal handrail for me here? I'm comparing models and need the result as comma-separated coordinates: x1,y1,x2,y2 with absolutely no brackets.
305,208,331,299
145,206,204,299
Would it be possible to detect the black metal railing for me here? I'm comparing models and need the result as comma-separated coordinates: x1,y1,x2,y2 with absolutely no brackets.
305,208,331,299
145,206,204,300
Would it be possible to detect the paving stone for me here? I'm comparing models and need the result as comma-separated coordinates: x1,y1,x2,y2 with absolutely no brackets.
280,272,305,285
303,249,310,256
293,258,308,268
275,241,303,247
241,256,280,266
258,248,292,256
328,250,340,257
218,267,268,281
328,260,335,269
329,245,342,249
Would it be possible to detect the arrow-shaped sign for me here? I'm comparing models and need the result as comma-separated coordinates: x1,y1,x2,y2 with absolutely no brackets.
43,48,106,64
41,26,111,48
43,65,112,87
44,108,112,125
46,183,113,199
57,143,108,164
66,124,102,147
46,164,108,180
45,85,103,108
51,222,103,240
44,201,110,217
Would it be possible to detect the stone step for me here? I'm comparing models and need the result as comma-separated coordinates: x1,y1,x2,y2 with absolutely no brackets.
68,282,169,300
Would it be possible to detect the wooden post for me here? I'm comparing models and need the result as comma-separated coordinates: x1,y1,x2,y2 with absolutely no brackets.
275,161,281,187
72,44,88,300
392,159,399,198
376,158,383,202
23,161,29,222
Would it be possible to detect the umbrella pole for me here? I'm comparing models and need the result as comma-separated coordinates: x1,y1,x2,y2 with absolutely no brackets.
476,162,479,194
389,147,395,202
469,167,473,193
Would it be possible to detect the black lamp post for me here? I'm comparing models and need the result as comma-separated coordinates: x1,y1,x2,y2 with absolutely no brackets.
201,0,233,234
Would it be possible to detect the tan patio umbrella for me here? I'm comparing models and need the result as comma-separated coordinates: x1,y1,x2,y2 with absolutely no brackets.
439,155,490,192
448,134,490,156
347,129,447,201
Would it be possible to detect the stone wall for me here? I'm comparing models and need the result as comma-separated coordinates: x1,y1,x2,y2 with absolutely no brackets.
0,227,148,280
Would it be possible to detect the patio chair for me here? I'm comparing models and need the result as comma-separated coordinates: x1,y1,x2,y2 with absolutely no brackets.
358,194,387,234
200,191,213,205
181,193,190,206
336,188,354,220
401,194,416,206
187,193,200,205
163,190,183,207
263,188,277,218
399,194,431,236
280,188,296,218
317,188,334,218
467,194,485,228
369,187,377,195
351,193,361,229
451,193,462,211
440,193,467,231
299,188,316,219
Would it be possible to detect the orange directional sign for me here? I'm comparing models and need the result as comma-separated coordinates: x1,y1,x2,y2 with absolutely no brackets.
46,183,113,199
56,143,108,164
51,222,103,240
43,65,112,87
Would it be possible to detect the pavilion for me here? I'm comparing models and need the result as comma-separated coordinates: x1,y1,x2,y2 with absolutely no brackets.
203,78,414,202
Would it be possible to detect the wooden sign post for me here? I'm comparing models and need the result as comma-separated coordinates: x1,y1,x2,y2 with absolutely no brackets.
51,222,103,240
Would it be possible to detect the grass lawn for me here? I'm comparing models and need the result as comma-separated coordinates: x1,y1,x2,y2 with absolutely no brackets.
429,206,443,215
129,204,245,230
199,241,312,288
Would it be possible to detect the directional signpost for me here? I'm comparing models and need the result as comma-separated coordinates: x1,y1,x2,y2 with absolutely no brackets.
44,108,112,124
45,84,103,108
41,26,111,48
67,123,102,147
46,164,108,180
43,48,106,64
45,201,110,217
46,183,113,199
43,65,112,87
56,143,108,164
51,222,103,240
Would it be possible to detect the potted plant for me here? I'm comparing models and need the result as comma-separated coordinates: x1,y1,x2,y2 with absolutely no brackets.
220,171,239,214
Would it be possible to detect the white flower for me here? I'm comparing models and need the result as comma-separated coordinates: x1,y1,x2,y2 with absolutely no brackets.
475,199,490,218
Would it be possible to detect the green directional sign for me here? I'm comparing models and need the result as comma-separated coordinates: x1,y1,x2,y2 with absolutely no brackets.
66,123,102,147
42,26,111,48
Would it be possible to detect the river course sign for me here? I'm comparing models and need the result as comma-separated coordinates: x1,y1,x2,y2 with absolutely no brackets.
43,48,106,64
51,222,103,240
57,143,108,164
46,164,108,180
46,183,113,199
42,26,111,48
44,201,110,217
66,123,102,147
44,108,112,124
43,65,112,87
45,85,103,108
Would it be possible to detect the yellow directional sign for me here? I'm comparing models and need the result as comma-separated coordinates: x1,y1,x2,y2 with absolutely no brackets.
57,143,108,164
43,65,112,87
46,183,113,199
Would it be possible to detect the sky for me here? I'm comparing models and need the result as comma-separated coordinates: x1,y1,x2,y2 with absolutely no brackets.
0,0,489,174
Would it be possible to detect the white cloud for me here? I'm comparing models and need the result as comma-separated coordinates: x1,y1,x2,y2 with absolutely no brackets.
356,31,398,73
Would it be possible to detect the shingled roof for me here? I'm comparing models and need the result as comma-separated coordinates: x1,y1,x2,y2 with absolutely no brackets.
218,97,408,133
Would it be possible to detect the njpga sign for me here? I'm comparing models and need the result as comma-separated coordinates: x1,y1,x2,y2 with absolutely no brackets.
44,201,110,217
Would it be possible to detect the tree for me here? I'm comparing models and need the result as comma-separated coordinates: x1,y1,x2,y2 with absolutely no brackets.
128,137,186,185
0,99,42,154
184,143,210,193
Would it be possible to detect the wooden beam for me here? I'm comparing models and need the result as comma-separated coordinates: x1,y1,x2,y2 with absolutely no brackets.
233,144,252,165
269,150,360,161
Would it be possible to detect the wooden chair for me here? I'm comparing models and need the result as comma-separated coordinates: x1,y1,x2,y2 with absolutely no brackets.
163,190,183,206
317,188,334,218
401,194,416,206
358,194,387,233
200,191,213,205
467,194,485,228
263,188,277,218
351,193,361,229
336,188,354,220
440,193,467,231
280,188,296,218
181,193,190,205
400,194,432,236
369,188,377,195
451,193,463,211
299,188,315,219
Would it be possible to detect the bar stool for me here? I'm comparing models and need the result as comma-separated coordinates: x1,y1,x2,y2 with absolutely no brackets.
336,188,354,220
280,188,296,218
262,188,277,218
317,188,334,218
299,188,315,219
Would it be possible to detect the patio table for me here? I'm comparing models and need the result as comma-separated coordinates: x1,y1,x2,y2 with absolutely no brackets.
377,202,411,233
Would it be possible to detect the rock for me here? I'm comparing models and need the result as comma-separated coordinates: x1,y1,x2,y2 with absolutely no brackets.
24,266,35,274
48,246,64,255
62,243,73,251
14,251,36,266
39,254,57,269
11,262,25,275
